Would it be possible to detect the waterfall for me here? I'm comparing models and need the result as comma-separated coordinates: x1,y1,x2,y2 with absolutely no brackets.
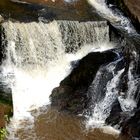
0,20,110,121
58,20,109,52
86,49,140,130
87,56,124,126
118,51,140,112
87,0,136,34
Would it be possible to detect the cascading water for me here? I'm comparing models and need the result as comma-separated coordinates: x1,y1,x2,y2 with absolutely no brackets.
86,48,140,134
1,21,71,120
0,20,113,139
118,51,140,112
87,60,125,127
58,21,109,52
87,0,136,34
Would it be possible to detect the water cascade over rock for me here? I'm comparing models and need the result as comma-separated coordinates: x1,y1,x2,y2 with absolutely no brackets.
0,6,140,138
0,20,110,121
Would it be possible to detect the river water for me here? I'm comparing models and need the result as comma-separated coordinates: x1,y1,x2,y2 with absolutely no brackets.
7,107,128,140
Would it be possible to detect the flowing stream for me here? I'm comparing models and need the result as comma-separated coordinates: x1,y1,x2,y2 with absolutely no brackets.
0,20,123,139
87,0,137,34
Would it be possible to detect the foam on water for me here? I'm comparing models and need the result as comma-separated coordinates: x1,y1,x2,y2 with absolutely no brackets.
1,20,110,121
87,0,136,34
87,68,124,127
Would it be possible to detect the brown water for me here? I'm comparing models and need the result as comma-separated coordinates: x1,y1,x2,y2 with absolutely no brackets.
9,107,129,140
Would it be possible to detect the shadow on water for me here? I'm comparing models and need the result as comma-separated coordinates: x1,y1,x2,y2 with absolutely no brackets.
0,0,102,22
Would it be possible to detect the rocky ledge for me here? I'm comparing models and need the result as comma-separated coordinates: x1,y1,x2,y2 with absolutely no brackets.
50,50,118,114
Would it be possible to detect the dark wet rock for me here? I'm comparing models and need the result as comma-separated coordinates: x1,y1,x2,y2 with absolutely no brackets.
105,38,140,139
105,100,130,128
0,25,7,65
0,90,12,105
121,109,140,139
0,80,12,105
60,51,118,88
0,85,13,128
50,50,118,114
106,100,122,126
0,0,102,22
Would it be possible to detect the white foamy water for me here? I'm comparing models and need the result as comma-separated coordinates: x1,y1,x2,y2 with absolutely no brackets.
87,67,124,127
0,20,119,139
2,21,72,120
87,0,136,34
1,20,110,121
118,51,139,112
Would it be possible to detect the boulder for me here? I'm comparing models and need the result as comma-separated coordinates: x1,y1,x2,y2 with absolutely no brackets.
105,38,140,139
0,103,12,128
105,100,122,126
50,50,118,114
0,84,12,105
0,0,102,22
121,109,140,139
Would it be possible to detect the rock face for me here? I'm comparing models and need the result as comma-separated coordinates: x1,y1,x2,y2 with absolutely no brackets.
0,88,13,128
107,0,140,33
0,0,101,22
123,0,140,29
0,77,13,128
50,50,118,114
121,109,140,139
0,103,12,128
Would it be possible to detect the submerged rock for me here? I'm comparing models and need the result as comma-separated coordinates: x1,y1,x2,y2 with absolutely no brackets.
50,50,118,114
0,82,12,105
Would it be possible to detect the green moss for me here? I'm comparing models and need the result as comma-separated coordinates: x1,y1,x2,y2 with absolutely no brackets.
0,99,12,106
0,127,8,140
0,115,10,140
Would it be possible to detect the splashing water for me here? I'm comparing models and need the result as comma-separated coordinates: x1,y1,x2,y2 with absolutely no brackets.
0,20,110,121
87,62,124,127
118,51,139,112
0,20,118,139
87,0,136,34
